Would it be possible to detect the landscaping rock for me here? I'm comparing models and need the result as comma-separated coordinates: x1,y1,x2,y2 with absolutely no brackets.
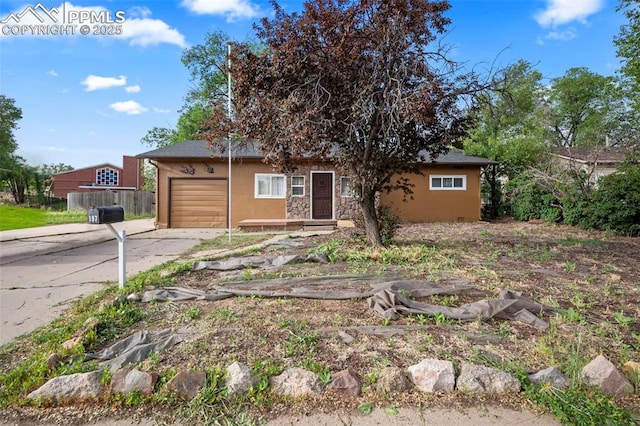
581,355,634,398
27,370,105,402
337,330,355,344
375,367,411,395
166,369,206,401
528,367,569,389
46,353,60,371
327,367,361,397
622,361,639,390
408,359,455,392
62,317,98,350
111,368,157,396
126,292,141,302
225,361,258,395
270,367,322,398
456,363,521,393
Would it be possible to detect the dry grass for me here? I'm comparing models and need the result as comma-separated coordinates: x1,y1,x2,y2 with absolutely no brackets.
2,220,639,424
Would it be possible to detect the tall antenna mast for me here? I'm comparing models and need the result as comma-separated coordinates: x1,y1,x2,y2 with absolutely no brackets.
227,42,232,243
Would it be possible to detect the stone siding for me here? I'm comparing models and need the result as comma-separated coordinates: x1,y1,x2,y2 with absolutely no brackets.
285,164,359,220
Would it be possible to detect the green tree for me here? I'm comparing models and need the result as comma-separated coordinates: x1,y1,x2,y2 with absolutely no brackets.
543,68,629,147
210,0,489,247
615,0,640,109
140,32,232,149
4,155,31,204
37,163,73,204
0,95,23,173
464,60,547,218
181,31,231,107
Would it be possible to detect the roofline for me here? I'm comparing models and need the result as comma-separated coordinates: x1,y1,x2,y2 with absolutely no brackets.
551,153,624,164
54,163,123,175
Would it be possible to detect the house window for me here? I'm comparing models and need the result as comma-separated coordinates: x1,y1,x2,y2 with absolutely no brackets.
255,174,285,198
291,176,305,196
96,167,119,186
340,177,352,197
430,175,466,190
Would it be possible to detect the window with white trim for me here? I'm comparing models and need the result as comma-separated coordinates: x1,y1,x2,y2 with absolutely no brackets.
291,176,305,196
255,174,285,198
430,175,466,190
340,177,352,197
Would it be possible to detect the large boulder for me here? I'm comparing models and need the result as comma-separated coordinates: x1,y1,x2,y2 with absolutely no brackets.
226,361,258,395
327,368,361,397
456,363,521,393
269,367,322,398
27,370,105,402
581,355,634,398
408,359,455,392
166,369,206,401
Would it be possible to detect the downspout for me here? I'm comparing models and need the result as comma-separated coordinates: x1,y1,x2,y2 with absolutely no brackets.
148,159,159,228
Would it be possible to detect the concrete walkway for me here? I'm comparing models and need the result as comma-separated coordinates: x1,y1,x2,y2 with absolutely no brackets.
0,220,224,345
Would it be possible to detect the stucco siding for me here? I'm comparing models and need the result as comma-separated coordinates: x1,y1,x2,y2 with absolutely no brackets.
154,159,286,228
381,165,482,222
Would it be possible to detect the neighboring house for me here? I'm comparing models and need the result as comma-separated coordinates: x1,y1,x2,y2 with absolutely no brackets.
550,146,632,184
52,156,144,199
136,140,496,229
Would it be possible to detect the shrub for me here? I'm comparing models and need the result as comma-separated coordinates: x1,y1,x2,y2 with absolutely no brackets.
584,163,640,236
505,172,561,223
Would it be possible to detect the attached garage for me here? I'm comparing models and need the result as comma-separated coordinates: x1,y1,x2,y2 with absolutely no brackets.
169,178,227,228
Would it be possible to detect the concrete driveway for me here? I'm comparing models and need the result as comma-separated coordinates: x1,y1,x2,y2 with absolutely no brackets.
0,219,224,346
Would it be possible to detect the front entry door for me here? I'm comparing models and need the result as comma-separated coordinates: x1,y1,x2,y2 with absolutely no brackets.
312,173,333,219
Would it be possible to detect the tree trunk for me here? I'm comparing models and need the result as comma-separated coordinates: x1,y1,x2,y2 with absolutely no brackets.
9,178,26,204
359,192,383,249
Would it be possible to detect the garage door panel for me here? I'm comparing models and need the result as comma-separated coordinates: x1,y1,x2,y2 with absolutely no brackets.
170,179,227,228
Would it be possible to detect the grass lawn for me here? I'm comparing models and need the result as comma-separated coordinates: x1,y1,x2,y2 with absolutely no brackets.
0,205,47,231
0,205,152,231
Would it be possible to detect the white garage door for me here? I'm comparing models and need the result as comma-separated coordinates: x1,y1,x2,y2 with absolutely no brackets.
170,178,227,228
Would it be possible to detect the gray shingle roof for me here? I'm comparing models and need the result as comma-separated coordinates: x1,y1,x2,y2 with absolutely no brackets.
550,146,631,163
136,140,263,159
137,140,496,165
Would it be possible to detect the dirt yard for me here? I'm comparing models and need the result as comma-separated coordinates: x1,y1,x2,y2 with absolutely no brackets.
2,220,639,424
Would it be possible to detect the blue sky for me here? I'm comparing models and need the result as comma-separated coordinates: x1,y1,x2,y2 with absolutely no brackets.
0,0,626,169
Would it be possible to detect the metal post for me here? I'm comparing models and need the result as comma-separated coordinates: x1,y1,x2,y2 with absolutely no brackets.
106,223,126,288
227,42,232,243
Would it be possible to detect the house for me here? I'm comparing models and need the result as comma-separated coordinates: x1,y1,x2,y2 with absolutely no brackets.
52,156,144,199
136,140,496,229
549,146,632,184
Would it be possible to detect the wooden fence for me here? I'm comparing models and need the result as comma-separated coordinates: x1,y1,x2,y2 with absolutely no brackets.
67,191,155,216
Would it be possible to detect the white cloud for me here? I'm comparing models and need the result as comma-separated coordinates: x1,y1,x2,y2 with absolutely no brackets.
119,15,187,48
153,107,171,114
82,75,127,91
46,70,59,77
109,100,148,115
125,85,141,93
128,6,152,19
544,28,577,41
535,0,603,27
181,0,260,21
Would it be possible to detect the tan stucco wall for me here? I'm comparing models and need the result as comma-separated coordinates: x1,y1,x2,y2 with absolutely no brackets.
154,159,286,228
381,165,482,222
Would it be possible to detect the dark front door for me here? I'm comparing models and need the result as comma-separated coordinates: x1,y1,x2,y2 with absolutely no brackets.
312,173,333,219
